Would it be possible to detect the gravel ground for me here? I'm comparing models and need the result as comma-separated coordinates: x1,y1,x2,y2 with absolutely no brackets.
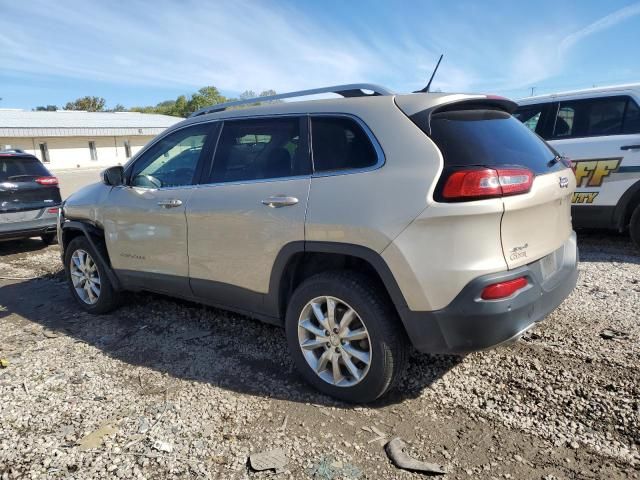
0,232,638,479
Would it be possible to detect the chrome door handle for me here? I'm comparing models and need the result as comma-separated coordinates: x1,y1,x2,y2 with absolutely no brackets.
157,199,183,208
261,196,299,208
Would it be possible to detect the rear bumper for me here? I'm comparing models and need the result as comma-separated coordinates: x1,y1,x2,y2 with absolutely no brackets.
400,232,578,354
0,208,59,240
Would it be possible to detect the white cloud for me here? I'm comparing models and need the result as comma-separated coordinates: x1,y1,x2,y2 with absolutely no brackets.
560,2,640,54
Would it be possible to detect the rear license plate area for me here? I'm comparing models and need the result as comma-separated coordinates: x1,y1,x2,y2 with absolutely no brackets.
540,250,558,281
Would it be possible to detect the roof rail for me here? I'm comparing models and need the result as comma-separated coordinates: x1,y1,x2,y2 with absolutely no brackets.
189,83,393,117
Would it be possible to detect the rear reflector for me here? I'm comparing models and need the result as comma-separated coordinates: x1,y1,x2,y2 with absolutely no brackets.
442,167,533,201
35,176,59,185
47,207,60,214
481,276,528,300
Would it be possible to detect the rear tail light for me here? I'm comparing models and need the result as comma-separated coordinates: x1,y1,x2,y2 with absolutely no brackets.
47,207,60,214
35,176,58,185
481,276,528,300
442,167,533,201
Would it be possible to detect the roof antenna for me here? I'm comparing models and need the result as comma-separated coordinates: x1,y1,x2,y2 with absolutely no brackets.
416,54,443,93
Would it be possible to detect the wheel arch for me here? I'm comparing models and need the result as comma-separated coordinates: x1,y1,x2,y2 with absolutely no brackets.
268,241,409,325
61,221,121,290
613,179,640,231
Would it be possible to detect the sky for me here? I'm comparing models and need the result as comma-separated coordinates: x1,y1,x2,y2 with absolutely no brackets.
1,0,639,110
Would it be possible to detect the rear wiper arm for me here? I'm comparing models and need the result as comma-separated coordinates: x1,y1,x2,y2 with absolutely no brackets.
7,174,36,180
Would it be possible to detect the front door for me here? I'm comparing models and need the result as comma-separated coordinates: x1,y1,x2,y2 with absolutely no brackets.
186,116,310,315
102,122,216,295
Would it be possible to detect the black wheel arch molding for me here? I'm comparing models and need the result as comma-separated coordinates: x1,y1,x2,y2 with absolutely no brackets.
60,220,122,291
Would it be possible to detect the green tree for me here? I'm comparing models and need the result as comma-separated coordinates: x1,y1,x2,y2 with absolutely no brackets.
64,96,106,112
187,86,226,114
108,104,127,112
34,105,59,111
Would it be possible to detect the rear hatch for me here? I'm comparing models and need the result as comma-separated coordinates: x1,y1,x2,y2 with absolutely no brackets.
400,97,575,269
0,155,61,214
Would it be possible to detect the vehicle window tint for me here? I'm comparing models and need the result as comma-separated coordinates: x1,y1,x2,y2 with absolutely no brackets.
131,123,211,188
209,117,307,183
311,117,377,172
552,97,628,138
0,156,51,181
427,109,559,175
554,106,576,137
587,98,625,135
513,105,544,133
623,98,640,134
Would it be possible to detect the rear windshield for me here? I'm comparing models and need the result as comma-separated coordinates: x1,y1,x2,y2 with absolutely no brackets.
0,156,51,181
425,109,561,174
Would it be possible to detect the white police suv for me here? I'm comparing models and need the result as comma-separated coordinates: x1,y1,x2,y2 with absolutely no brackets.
515,84,640,248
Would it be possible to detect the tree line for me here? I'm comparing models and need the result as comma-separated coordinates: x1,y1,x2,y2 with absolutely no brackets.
33,86,279,117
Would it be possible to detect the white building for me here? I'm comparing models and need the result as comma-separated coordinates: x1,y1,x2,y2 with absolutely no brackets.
0,110,181,170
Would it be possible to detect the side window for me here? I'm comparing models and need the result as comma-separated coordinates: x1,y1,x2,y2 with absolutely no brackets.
209,117,308,183
130,123,211,188
554,105,576,137
552,96,628,139
623,98,640,134
513,104,546,135
311,117,378,173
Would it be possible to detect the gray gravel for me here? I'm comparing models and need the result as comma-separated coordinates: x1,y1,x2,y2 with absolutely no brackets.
0,232,638,479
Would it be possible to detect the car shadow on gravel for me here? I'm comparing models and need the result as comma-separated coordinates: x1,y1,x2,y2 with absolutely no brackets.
0,237,52,256
0,276,461,408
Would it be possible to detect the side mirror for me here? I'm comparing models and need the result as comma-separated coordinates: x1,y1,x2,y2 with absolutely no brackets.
102,166,125,186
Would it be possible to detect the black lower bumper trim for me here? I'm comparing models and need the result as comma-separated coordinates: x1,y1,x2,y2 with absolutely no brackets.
400,233,579,354
0,225,57,240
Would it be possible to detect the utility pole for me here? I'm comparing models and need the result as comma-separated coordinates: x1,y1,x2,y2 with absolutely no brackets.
530,87,536,96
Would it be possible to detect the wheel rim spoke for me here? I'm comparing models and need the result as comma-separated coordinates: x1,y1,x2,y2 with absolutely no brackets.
343,344,370,365
311,301,329,331
331,353,344,385
326,297,337,330
342,328,368,342
340,350,361,381
301,338,329,350
315,348,332,373
338,308,356,335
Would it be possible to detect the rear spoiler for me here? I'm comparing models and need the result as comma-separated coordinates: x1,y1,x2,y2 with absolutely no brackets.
404,96,518,136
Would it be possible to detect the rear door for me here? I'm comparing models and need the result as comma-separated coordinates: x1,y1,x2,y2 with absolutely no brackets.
0,155,61,221
186,116,311,314
545,95,640,215
427,107,574,269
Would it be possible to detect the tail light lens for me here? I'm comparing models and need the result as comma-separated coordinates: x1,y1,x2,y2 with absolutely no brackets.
47,207,60,214
35,176,58,185
442,167,533,201
481,276,528,300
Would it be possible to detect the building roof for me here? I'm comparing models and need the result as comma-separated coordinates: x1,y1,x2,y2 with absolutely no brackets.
0,110,182,137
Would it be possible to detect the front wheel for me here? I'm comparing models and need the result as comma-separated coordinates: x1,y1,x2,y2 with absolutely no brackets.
285,272,409,403
64,236,120,314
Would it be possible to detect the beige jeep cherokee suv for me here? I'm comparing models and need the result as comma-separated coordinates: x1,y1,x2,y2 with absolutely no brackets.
59,84,578,402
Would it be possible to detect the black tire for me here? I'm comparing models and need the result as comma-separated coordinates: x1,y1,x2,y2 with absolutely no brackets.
41,233,56,245
285,271,409,403
630,204,640,250
64,235,120,314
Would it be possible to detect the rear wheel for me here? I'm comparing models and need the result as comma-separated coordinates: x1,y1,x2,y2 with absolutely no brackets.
285,271,408,403
630,204,640,250
41,233,56,245
64,236,120,314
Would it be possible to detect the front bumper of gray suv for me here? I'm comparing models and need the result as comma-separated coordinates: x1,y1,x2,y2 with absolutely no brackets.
400,232,578,354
